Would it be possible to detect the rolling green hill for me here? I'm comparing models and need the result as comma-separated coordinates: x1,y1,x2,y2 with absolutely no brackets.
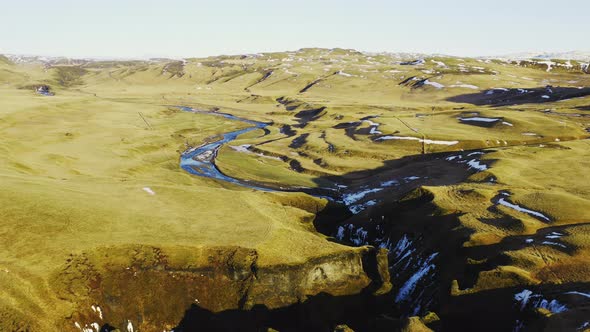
1,49,589,331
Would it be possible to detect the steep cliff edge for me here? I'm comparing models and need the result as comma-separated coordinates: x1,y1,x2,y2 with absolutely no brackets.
50,244,390,331
330,141,590,331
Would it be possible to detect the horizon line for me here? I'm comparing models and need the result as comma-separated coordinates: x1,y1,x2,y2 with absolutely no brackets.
2,47,590,61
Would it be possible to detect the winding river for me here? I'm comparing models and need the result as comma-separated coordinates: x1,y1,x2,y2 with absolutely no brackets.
174,105,488,326
178,106,279,191
178,106,344,202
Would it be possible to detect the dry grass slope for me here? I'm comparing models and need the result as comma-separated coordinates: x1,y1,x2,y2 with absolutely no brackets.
0,48,589,331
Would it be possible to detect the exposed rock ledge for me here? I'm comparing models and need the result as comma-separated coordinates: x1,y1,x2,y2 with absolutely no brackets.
51,244,390,331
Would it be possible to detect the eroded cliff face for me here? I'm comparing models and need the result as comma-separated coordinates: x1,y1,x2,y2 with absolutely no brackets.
332,188,471,318
51,244,390,331
330,183,590,332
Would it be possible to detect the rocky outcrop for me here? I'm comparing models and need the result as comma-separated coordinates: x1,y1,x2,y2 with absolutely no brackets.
400,317,433,332
332,188,471,317
51,244,390,331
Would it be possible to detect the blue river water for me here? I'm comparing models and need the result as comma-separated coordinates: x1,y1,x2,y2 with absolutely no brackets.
178,107,278,191
178,106,340,200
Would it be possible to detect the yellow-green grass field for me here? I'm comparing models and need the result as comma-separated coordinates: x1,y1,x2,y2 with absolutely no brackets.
1,49,590,330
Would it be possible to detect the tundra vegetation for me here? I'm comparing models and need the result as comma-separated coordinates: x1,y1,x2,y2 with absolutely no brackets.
1,49,590,331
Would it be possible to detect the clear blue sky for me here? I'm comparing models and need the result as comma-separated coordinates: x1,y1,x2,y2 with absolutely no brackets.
1,0,588,58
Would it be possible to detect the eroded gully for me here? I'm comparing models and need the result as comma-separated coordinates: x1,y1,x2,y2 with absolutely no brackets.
174,106,494,330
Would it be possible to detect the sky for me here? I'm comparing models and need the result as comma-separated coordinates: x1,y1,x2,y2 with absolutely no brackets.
1,0,589,59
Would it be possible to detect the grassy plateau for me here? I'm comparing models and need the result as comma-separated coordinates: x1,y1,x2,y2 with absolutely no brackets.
1,49,590,331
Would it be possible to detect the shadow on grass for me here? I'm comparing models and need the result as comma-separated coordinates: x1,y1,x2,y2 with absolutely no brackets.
442,282,590,332
99,281,590,332
447,86,590,106
457,222,590,290
170,291,399,332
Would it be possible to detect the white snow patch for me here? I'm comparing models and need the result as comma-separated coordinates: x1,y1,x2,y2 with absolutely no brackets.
514,289,567,313
142,187,156,195
395,253,439,303
450,84,479,89
369,127,382,134
230,144,281,160
564,291,590,299
376,136,458,145
537,60,555,72
535,298,567,313
542,95,551,99
502,121,513,126
337,70,354,77
230,144,251,153
514,289,534,310
364,119,382,134
542,241,567,249
486,88,509,95
467,159,488,171
91,305,103,320
431,60,447,67
498,198,550,221
336,226,345,240
348,202,374,214
459,117,501,123
96,306,103,320
343,188,383,206
392,235,412,258
545,234,562,239
381,180,398,187
336,224,370,244
351,226,369,245
423,80,445,89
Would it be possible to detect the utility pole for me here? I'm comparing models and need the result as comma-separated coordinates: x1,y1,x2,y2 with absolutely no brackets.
138,112,153,130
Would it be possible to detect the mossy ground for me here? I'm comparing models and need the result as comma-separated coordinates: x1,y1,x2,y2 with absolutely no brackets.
1,49,590,330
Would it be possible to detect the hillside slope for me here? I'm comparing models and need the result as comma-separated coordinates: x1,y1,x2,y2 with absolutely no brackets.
0,49,589,331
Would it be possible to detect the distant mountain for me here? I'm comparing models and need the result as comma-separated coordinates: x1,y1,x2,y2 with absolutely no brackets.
488,51,590,62
5,54,88,65
4,49,590,65
1,54,180,67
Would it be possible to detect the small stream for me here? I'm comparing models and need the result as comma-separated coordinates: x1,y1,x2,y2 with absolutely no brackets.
178,106,277,192
178,106,339,198
175,105,484,320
